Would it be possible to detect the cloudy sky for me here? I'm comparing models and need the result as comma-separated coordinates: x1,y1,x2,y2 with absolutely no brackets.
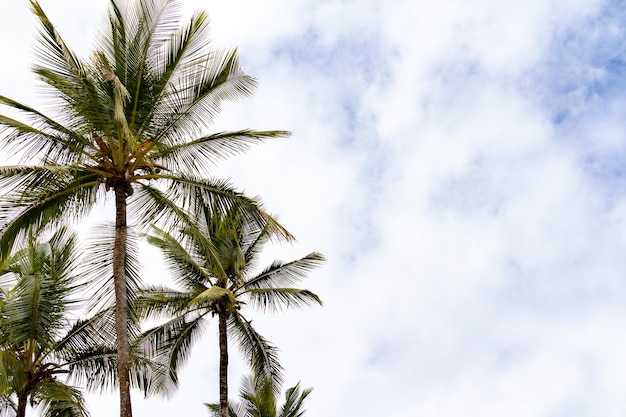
2,0,626,416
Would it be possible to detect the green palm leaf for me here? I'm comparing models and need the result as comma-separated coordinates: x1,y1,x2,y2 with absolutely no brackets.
31,382,89,417
138,203,323,417
228,312,283,392
0,228,97,417
136,312,209,385
242,253,326,291
244,288,322,313
279,382,312,417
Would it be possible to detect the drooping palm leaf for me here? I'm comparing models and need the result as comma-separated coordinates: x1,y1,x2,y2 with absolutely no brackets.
79,223,143,327
228,312,283,393
136,312,209,385
31,382,89,417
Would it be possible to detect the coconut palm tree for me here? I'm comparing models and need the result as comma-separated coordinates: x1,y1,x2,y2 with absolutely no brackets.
0,227,90,417
136,204,324,417
0,1,289,416
205,374,313,417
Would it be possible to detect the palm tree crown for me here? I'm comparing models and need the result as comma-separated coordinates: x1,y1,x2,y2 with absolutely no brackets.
137,204,324,417
206,374,313,417
0,227,88,417
0,0,288,254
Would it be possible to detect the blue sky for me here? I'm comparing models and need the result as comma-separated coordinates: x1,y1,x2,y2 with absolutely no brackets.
2,0,626,416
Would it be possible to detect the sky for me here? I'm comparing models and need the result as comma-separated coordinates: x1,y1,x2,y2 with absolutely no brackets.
1,0,626,416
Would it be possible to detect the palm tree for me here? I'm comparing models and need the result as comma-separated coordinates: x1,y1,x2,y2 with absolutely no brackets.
0,227,90,417
137,204,324,417
0,1,289,416
205,375,313,417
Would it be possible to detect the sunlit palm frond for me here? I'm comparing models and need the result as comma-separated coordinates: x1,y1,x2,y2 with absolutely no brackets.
130,174,292,242
0,227,79,350
29,0,84,86
240,375,276,417
136,9,211,133
207,375,313,417
29,1,107,133
129,343,175,397
63,338,168,397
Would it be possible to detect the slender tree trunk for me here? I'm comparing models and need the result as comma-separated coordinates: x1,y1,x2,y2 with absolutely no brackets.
219,311,229,417
114,186,133,417
16,394,27,417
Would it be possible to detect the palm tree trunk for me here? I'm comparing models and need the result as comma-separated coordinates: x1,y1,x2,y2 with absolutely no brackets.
219,311,229,417
114,186,133,417
16,393,27,417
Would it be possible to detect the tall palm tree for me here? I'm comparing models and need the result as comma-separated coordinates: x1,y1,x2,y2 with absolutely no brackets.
137,205,324,417
0,1,289,416
0,227,90,417
205,375,313,417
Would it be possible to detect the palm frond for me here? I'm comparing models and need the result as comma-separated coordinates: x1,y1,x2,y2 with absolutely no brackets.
242,253,326,291
204,402,242,417
0,168,98,261
0,351,26,392
210,375,313,417
136,312,208,385
135,8,211,133
241,375,276,417
129,174,292,242
142,226,214,289
228,312,283,393
63,345,118,393
135,285,196,320
149,48,256,145
0,96,95,165
279,382,312,417
29,1,107,133
0,228,80,350
244,288,322,313
63,339,168,397
129,338,176,397
31,381,89,417
79,223,143,335
55,308,117,361
158,129,290,174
